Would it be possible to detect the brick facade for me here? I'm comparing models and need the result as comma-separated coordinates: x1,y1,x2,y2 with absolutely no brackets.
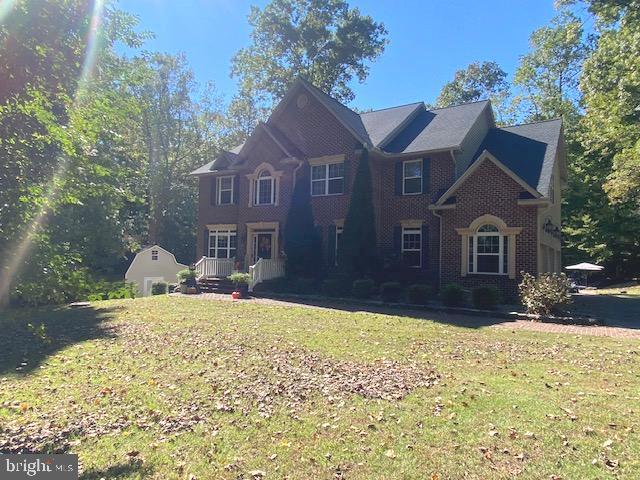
195,82,547,296
439,160,539,299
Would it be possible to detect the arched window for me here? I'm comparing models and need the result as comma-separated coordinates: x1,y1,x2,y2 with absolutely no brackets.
469,224,508,274
255,169,275,205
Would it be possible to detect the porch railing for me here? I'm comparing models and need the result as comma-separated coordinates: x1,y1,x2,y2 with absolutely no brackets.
194,257,235,278
249,258,285,291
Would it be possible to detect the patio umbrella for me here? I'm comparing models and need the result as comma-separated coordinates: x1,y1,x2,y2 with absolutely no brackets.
565,262,604,287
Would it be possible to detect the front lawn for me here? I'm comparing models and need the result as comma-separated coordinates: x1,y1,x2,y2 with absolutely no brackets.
1,297,639,479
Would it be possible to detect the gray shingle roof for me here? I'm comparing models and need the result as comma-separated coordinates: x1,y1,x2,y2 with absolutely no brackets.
359,102,423,147
471,118,563,196
383,100,490,154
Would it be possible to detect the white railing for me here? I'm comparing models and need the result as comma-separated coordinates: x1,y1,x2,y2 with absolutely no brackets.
249,258,285,291
194,257,235,278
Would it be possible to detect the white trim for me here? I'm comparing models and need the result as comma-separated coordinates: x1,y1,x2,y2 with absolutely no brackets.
217,175,234,205
308,154,345,166
402,159,423,195
469,225,506,275
435,150,541,206
310,161,345,196
401,226,422,268
208,228,237,259
246,163,283,207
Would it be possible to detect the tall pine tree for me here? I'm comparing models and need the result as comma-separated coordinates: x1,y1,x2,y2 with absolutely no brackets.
284,168,322,278
338,148,379,277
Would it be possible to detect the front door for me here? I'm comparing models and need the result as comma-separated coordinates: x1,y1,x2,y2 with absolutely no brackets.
253,232,273,262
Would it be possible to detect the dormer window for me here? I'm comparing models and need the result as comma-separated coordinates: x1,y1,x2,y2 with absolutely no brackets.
255,169,275,205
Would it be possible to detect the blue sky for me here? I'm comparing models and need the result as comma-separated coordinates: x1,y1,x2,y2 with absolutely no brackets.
118,0,562,111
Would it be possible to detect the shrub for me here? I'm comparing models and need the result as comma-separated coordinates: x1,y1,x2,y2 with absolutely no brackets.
471,286,500,310
151,282,168,295
407,284,431,305
177,269,196,281
441,283,465,307
380,281,402,302
352,278,374,299
519,272,572,315
290,277,317,294
228,272,251,286
322,278,346,297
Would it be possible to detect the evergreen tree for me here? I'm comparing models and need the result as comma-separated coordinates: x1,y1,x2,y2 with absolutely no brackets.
338,148,379,277
284,169,321,278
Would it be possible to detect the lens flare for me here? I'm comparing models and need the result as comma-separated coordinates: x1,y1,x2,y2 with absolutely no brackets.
0,0,106,306
0,0,18,25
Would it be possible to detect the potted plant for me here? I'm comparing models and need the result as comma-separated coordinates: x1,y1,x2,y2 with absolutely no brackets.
227,272,251,299
177,268,197,294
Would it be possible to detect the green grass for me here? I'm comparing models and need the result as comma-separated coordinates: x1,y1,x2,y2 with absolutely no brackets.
591,283,640,296
1,296,639,479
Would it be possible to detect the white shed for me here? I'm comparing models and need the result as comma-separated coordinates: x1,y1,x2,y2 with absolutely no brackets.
125,245,188,296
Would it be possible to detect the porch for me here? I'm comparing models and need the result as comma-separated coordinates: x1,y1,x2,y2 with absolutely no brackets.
199,221,285,291
194,256,285,292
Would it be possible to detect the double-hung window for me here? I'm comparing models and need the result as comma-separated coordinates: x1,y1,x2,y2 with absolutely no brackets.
403,159,422,195
217,176,234,205
311,162,344,196
402,227,421,267
469,224,507,274
208,229,237,259
254,169,275,205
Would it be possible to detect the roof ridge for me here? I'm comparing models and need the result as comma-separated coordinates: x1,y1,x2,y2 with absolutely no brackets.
501,117,563,129
427,99,491,112
359,101,424,115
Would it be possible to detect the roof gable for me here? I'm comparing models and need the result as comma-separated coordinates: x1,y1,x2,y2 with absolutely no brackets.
359,102,423,147
471,118,562,196
435,150,541,206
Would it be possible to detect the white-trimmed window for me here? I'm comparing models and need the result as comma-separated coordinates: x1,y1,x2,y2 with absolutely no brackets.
208,229,237,259
254,169,275,205
403,159,422,195
217,176,234,205
469,224,508,274
311,162,344,196
334,225,343,265
402,227,421,267
151,249,158,261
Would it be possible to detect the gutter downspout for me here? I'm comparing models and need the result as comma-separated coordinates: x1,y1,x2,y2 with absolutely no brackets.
430,148,456,291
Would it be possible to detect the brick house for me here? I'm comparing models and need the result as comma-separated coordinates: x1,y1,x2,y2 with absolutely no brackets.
190,78,565,296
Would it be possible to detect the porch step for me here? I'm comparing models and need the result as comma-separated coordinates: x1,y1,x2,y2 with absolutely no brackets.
198,276,236,294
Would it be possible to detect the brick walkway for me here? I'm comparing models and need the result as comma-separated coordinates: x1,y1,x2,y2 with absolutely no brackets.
173,293,640,340
494,319,640,339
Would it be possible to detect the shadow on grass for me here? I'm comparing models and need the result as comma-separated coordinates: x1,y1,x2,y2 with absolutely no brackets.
570,293,640,328
80,461,151,480
251,294,510,329
0,304,118,376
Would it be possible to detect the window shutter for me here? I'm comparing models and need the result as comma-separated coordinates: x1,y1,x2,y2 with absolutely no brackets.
422,158,430,195
421,225,429,269
232,175,239,204
343,159,351,193
210,177,217,205
393,225,402,255
394,162,403,196
327,224,336,266
203,228,210,257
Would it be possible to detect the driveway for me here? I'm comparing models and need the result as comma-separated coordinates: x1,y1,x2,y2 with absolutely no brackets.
570,292,640,329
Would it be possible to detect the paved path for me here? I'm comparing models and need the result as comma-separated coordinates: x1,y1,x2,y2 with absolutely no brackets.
173,292,640,340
